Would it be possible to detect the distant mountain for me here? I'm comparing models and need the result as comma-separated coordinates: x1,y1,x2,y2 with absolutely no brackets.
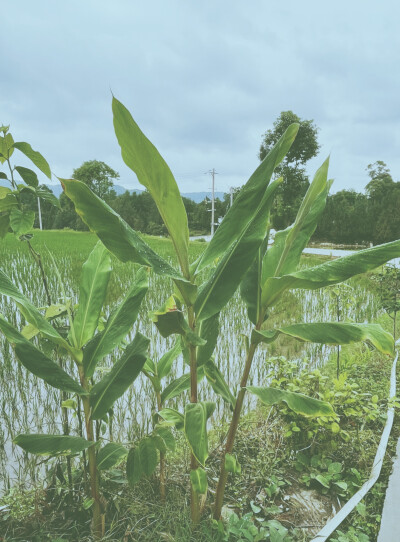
0,179,226,203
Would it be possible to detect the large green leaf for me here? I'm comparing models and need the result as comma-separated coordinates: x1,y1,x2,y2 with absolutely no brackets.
83,267,148,377
97,443,128,471
240,237,268,325
154,426,176,452
184,402,215,466
194,178,282,321
247,387,335,417
262,158,331,283
139,437,159,477
0,269,74,356
0,213,10,238
261,239,400,308
61,178,185,282
0,193,18,212
73,242,112,348
36,186,61,209
196,313,220,365
112,97,189,278
90,332,149,419
9,208,35,235
251,322,394,354
196,124,299,272
126,447,142,486
0,133,15,163
0,315,86,395
157,339,181,380
12,142,51,179
204,360,236,407
161,366,205,404
158,408,184,430
14,434,92,455
14,166,39,187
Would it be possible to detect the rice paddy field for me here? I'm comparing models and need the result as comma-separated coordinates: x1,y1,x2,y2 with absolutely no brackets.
0,230,382,495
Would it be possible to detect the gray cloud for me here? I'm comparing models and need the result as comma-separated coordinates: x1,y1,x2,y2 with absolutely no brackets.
2,0,400,196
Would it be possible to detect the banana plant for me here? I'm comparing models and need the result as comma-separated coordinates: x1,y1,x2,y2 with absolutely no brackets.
0,124,60,304
62,97,400,524
0,242,150,539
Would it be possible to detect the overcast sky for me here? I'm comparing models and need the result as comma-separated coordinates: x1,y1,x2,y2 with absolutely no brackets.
2,1,400,195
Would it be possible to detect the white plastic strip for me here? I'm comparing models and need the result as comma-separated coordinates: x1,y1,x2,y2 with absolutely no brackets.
311,342,399,542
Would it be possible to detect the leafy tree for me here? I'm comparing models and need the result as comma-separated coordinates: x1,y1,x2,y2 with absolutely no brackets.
72,160,119,200
259,111,320,229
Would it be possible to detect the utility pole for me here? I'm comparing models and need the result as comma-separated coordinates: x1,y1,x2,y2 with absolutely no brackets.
206,169,218,236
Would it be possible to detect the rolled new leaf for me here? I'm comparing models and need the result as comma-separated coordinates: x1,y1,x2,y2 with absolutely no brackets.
247,387,335,417
184,402,215,466
97,443,128,471
61,178,185,282
196,313,220,366
83,267,149,377
90,332,149,419
14,434,92,455
196,124,299,272
112,97,190,278
0,316,86,395
194,178,282,321
73,242,112,348
261,239,400,309
251,322,394,354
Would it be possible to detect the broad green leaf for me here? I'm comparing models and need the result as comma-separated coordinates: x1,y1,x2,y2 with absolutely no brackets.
83,267,149,377
240,237,268,325
152,434,167,453
126,447,142,486
225,453,241,475
14,166,39,187
0,172,8,179
154,426,175,452
190,467,208,494
158,408,184,430
157,339,181,380
0,315,86,395
0,186,12,199
139,437,158,477
61,178,185,282
97,443,128,471
184,402,215,466
204,360,236,407
247,386,335,417
112,97,190,278
0,213,10,238
150,295,186,338
263,159,331,283
194,178,282,321
90,332,149,419
0,133,15,163
161,366,205,404
197,313,220,366
196,124,299,272
9,208,35,235
251,322,394,354
14,434,92,455
73,242,112,348
12,142,51,179
36,186,61,209
0,269,70,351
0,193,18,212
261,239,400,309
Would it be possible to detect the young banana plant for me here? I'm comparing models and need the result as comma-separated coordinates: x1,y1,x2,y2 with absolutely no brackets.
0,242,150,539
62,97,400,524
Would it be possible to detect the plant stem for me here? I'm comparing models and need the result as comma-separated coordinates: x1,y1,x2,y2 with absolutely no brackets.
213,340,258,519
156,390,166,503
187,306,200,524
79,369,104,539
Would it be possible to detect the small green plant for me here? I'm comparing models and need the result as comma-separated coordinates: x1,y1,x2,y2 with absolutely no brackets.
0,242,150,538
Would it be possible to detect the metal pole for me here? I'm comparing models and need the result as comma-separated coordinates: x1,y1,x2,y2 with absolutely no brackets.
37,197,43,230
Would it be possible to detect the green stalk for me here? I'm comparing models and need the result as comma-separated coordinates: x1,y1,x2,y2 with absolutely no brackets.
79,368,104,539
156,389,166,503
188,305,200,524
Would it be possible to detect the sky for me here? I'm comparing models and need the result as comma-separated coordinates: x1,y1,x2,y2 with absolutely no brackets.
2,1,400,195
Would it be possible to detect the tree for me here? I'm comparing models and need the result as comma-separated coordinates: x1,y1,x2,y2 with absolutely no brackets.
72,160,119,200
259,111,320,229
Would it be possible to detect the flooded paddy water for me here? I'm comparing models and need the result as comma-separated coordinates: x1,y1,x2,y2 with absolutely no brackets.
0,235,388,492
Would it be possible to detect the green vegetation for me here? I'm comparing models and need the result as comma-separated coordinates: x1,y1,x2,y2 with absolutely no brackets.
1,100,400,541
